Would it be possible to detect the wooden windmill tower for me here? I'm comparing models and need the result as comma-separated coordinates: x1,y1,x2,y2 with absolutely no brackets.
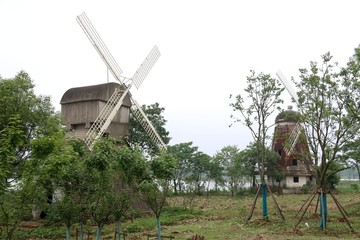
61,12,166,151
268,71,315,190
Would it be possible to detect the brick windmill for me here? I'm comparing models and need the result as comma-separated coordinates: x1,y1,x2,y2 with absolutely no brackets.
268,71,316,190
61,12,166,151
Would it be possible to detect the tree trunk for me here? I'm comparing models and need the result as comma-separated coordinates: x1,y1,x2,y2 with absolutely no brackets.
117,219,122,240
66,226,71,240
261,183,268,220
96,223,103,240
157,217,161,240
319,190,328,230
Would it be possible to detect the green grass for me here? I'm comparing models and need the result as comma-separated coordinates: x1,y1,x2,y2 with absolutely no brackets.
16,184,360,239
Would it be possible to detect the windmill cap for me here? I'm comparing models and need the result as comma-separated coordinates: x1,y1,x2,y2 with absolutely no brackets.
275,105,300,123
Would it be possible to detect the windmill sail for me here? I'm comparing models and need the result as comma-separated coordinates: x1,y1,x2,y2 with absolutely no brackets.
77,12,167,151
76,12,124,84
276,70,303,156
130,98,167,151
84,86,131,151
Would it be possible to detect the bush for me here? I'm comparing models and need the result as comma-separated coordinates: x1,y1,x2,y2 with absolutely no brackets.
124,224,143,233
350,183,359,192
301,181,314,194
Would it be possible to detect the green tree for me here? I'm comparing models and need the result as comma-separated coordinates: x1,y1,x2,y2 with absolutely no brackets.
230,70,284,220
205,158,224,194
294,48,360,229
0,71,63,239
138,152,175,240
213,145,243,197
0,71,62,184
127,103,170,155
112,146,148,240
87,139,116,240
185,151,211,195
167,142,199,194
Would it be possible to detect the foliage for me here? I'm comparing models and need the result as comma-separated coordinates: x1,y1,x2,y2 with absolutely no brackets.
230,70,284,182
0,71,63,184
295,48,360,189
167,142,199,194
0,71,63,239
213,145,243,196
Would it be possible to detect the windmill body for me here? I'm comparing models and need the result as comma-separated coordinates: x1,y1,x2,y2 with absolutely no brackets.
268,106,316,189
60,82,131,143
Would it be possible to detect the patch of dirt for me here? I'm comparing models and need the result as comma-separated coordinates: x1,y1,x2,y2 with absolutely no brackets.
252,233,268,240
20,221,43,228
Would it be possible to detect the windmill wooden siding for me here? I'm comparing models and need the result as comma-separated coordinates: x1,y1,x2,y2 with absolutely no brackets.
268,106,316,189
60,82,131,140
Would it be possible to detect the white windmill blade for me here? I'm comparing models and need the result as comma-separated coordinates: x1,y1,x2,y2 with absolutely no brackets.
84,85,133,151
276,70,303,156
76,12,125,84
276,70,299,106
130,97,167,151
132,45,161,89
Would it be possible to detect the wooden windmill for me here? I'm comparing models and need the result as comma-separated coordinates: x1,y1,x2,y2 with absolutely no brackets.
268,70,315,189
62,12,166,151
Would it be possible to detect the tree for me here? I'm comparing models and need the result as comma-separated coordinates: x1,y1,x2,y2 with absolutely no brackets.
0,71,62,185
112,146,149,240
185,151,211,195
167,142,199,194
127,103,170,155
213,145,243,197
84,139,118,240
138,152,176,240
0,71,63,239
294,48,360,230
230,70,284,221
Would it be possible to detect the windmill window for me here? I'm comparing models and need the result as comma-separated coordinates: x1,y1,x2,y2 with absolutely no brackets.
293,176,299,183
278,149,282,156
292,159,298,166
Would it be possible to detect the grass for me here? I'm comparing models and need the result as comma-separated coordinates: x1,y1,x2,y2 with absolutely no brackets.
17,183,360,239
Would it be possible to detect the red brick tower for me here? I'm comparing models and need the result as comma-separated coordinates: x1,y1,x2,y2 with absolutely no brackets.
269,106,315,189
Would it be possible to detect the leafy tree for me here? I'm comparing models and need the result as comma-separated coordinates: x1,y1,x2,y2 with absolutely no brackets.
167,142,199,194
296,51,360,187
0,71,62,184
205,158,224,194
127,103,170,155
213,145,243,197
112,146,148,240
0,71,63,239
37,138,88,240
185,151,211,195
138,152,176,240
230,70,284,220
293,47,360,229
87,139,117,240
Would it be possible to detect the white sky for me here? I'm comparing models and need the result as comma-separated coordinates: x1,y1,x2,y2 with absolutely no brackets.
1,0,360,156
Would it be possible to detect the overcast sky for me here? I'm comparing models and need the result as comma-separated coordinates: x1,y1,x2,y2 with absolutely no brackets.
1,0,360,156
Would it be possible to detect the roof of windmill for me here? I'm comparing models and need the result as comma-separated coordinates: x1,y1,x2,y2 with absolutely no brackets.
275,105,300,123
60,82,124,104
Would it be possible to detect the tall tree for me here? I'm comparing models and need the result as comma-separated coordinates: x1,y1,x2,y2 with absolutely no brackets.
138,152,175,240
0,71,63,239
230,70,284,220
185,151,211,195
167,142,199,194
213,145,242,197
0,71,62,184
294,48,360,229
